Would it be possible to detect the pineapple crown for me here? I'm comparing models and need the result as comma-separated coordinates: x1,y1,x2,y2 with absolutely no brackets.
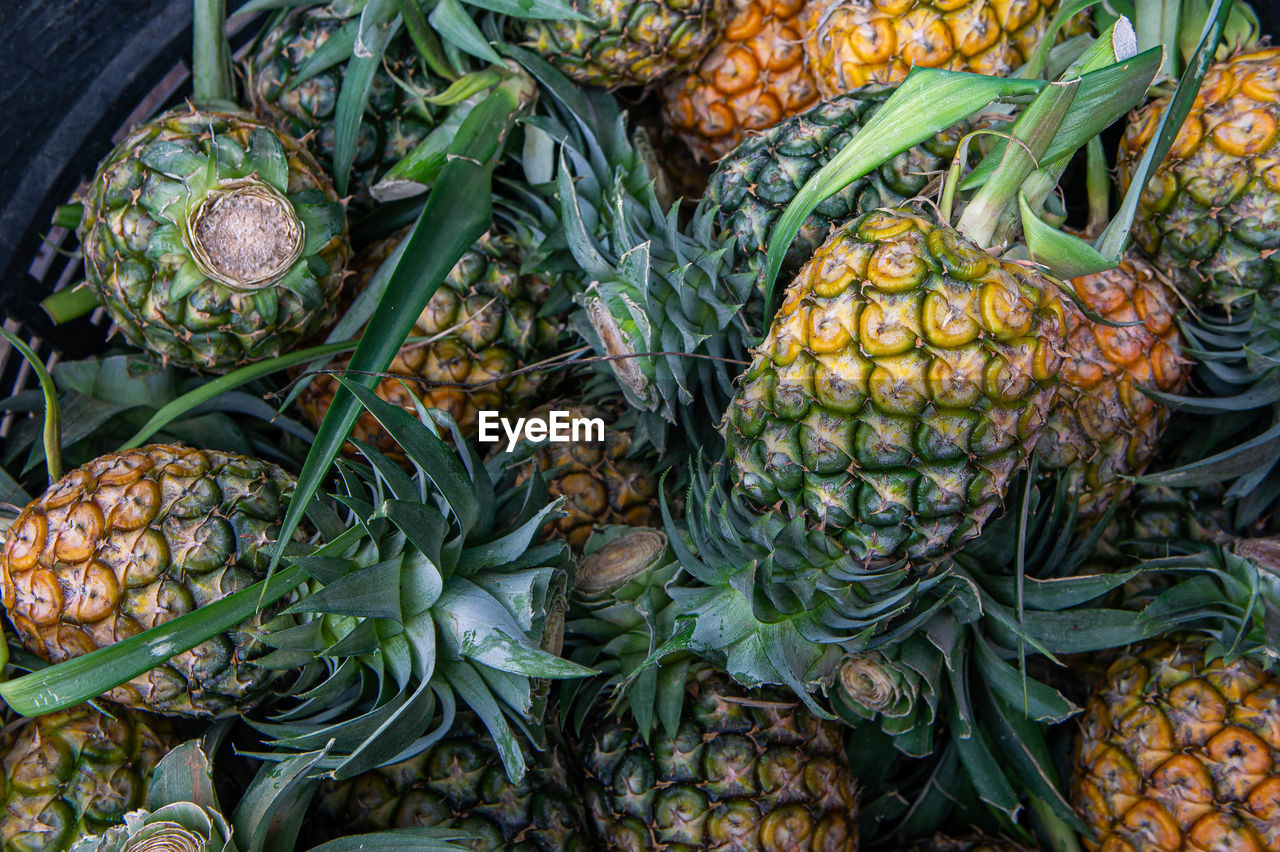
1133,293,1280,527
70,738,472,852
661,464,1176,836
511,49,755,450
1138,538,1280,666
244,381,593,780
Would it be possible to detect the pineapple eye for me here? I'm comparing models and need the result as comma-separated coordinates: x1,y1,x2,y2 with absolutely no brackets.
53,501,106,564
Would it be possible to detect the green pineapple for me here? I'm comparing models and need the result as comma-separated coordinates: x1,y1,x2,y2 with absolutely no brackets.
78,107,349,372
705,89,968,287
296,229,566,453
0,705,172,852
523,0,727,86
241,6,443,198
311,715,592,851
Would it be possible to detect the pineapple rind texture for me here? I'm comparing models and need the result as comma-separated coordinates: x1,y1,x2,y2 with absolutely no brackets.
516,404,662,550
296,231,564,454
312,717,593,852
0,445,296,717
581,668,861,850
78,107,349,372
524,0,728,86
1040,255,1190,518
0,705,172,852
664,0,1059,162
802,0,1057,96
724,209,1065,563
241,6,439,194
1072,641,1280,852
663,0,819,162
1118,48,1280,309
705,90,966,284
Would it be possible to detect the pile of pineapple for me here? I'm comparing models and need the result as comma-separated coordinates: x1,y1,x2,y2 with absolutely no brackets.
5,0,1280,850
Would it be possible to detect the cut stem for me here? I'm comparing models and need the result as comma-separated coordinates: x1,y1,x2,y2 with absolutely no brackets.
41,284,101,325
192,0,235,109
51,203,84,230
956,25,1124,247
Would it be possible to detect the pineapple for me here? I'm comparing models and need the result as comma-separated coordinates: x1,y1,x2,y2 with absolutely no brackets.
311,715,593,851
580,666,861,850
1117,48,1280,310
1038,254,1190,519
704,89,967,284
661,0,820,162
723,208,1066,562
1071,639,1280,851
513,404,663,550
78,106,349,372
0,445,295,717
523,0,728,86
241,6,441,198
663,0,1062,161
0,705,172,852
296,229,565,453
569,530,862,850
801,0,1059,97
2,403,586,787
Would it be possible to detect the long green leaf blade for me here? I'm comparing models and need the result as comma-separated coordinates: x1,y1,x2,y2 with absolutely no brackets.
763,69,1044,312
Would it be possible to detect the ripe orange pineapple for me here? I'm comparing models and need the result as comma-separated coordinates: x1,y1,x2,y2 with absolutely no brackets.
1072,640,1280,851
663,0,1065,161
1038,254,1190,518
662,0,820,162
802,0,1060,97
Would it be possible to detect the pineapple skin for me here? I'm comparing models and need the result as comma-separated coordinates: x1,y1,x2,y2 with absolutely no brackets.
801,0,1058,97
662,0,819,163
724,209,1065,563
311,716,593,851
0,445,296,717
524,0,728,86
516,404,662,550
78,108,349,372
0,705,173,852
1039,254,1190,518
1118,48,1280,309
1072,641,1280,851
296,231,564,456
240,6,439,195
663,0,1060,162
704,90,966,285
579,667,860,850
